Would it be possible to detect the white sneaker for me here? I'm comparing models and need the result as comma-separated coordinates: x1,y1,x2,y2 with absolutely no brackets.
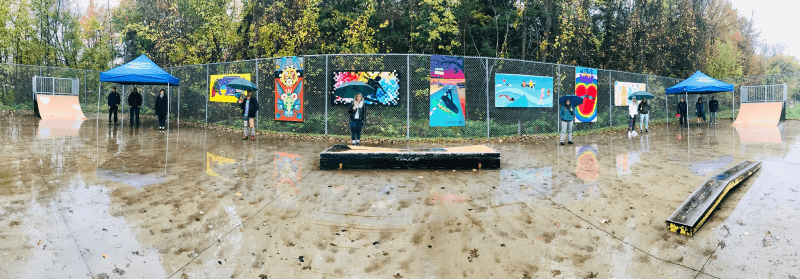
632,131,638,137
627,131,632,138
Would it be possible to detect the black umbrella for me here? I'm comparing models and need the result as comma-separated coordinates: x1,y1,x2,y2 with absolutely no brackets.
559,95,583,106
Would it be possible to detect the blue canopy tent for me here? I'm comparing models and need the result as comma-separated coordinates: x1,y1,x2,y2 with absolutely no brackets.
98,54,180,128
666,71,734,125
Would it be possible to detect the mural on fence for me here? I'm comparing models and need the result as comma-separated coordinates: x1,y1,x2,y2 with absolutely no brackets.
331,71,401,105
275,56,304,122
575,67,598,122
614,81,646,106
494,74,553,107
209,74,251,103
274,152,302,202
430,55,466,127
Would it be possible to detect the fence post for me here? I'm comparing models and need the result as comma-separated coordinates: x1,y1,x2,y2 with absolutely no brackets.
173,69,179,125
206,65,209,123
325,55,329,136
485,58,490,139
255,60,259,129
83,71,87,107
406,54,410,139
609,71,612,127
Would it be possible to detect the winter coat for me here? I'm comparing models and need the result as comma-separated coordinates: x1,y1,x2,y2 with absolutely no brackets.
128,91,142,108
696,102,705,117
107,91,121,107
559,105,574,122
239,97,259,118
628,100,639,117
638,102,651,115
349,102,367,122
709,99,719,113
154,94,168,117
677,101,688,114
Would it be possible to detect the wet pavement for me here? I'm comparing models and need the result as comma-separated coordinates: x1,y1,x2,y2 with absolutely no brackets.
1,114,798,278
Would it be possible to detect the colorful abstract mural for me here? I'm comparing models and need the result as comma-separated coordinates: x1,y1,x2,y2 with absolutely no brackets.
275,56,304,122
430,55,466,127
614,81,646,106
494,74,553,107
575,67,598,122
209,74,251,103
331,71,400,105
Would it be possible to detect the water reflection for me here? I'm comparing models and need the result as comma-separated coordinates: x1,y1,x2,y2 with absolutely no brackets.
497,168,552,206
687,155,734,176
274,152,302,204
734,125,783,143
206,152,236,179
576,145,599,182
37,119,84,138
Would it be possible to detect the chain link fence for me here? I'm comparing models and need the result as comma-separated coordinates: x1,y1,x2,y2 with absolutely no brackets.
9,55,800,138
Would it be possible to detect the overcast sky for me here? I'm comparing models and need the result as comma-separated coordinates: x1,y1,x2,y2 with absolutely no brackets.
77,0,798,59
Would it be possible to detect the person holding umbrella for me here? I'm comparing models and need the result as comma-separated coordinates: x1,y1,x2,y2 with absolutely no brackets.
638,98,651,133
559,96,578,145
154,89,168,131
349,93,367,146
238,90,259,141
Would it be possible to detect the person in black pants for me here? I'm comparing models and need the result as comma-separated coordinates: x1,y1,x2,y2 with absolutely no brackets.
128,87,142,126
677,97,688,127
108,87,121,125
708,96,719,125
238,90,259,141
154,89,168,130
348,93,367,146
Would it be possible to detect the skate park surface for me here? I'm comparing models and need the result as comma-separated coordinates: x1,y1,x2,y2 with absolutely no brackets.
1,114,798,279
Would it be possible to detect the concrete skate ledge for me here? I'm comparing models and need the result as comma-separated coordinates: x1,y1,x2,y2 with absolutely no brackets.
319,144,500,170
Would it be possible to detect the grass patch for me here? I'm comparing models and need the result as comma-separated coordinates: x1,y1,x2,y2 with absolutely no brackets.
786,104,800,120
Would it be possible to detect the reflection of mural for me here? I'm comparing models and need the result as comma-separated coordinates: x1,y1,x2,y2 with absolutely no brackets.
576,145,599,182
429,193,466,205
430,55,466,127
274,152,302,201
275,56,304,122
495,74,554,107
210,74,251,103
575,67,598,122
614,81,646,106
206,152,235,177
497,168,552,205
616,152,641,176
332,71,400,105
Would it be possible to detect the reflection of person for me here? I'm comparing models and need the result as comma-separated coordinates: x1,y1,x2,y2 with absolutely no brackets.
709,96,719,125
154,89,168,131
677,97,688,127
695,97,706,126
107,86,121,125
128,87,142,127
238,90,259,141
628,96,639,137
638,98,650,133
560,99,574,145
349,93,367,146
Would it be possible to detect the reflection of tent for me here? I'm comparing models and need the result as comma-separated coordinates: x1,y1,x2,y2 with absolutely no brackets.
96,169,166,189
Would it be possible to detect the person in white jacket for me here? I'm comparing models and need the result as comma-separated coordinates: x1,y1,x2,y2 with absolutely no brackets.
628,96,639,137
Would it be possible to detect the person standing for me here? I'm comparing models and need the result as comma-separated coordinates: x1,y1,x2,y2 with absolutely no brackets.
128,87,142,127
559,98,574,145
677,97,688,127
349,93,367,146
154,89,168,131
638,98,651,133
695,97,706,126
238,90,259,141
709,96,719,125
107,86,121,125
628,96,639,137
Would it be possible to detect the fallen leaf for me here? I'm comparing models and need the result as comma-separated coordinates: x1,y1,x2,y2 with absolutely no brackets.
102,254,109,258
37,240,42,245
600,219,608,224
235,193,242,196
743,231,749,235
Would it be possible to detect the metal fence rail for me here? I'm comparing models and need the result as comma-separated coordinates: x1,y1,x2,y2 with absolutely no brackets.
4,55,800,138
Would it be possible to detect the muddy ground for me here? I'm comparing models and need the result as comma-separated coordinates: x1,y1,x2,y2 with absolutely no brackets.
1,114,798,279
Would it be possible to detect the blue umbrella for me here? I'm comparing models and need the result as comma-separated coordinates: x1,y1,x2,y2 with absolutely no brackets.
628,91,654,100
226,78,258,92
559,95,583,106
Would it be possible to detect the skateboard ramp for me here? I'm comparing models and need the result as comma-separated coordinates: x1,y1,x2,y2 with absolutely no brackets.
732,102,783,127
35,94,88,120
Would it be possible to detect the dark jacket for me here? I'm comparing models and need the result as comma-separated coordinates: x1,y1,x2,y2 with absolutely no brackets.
696,102,705,116
559,105,574,122
638,102,651,115
709,99,719,112
677,101,688,114
239,97,259,118
128,91,142,108
349,102,367,122
107,91,121,107
154,94,168,117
